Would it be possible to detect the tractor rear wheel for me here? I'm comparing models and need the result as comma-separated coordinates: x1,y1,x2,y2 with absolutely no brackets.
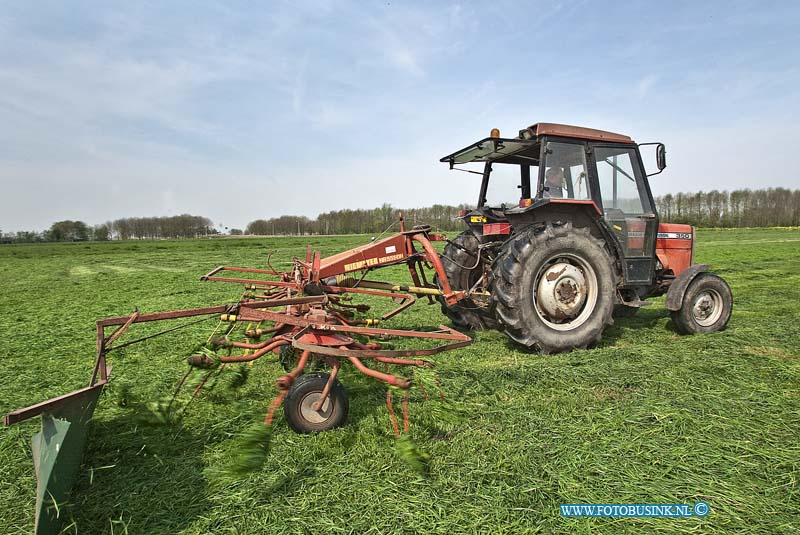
284,373,349,433
492,223,615,353
671,273,732,334
437,230,498,330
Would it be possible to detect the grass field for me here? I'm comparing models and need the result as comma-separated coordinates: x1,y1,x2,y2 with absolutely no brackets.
1,228,799,534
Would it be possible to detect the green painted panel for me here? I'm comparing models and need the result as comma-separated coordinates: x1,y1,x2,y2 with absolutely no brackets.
31,386,103,535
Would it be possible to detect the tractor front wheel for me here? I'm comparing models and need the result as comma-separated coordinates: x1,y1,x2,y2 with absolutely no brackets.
284,373,349,433
492,223,615,353
671,273,733,334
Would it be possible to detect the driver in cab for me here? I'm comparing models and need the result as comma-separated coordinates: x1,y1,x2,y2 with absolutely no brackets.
543,166,565,198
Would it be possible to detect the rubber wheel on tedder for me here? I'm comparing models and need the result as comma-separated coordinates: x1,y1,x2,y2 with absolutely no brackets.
671,273,733,334
437,230,498,330
284,373,349,433
492,223,615,353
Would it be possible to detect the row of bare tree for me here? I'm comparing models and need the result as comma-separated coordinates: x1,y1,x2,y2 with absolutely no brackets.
655,188,800,227
245,203,472,235
111,215,215,239
5,215,215,242
3,189,797,243
244,190,800,236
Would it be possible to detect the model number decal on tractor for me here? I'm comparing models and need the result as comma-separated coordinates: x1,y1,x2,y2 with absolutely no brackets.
658,232,692,239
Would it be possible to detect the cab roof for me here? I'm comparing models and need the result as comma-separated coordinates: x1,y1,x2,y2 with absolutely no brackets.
440,122,633,166
528,123,633,143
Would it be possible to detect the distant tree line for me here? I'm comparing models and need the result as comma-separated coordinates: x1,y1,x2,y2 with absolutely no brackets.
110,215,215,239
244,190,800,235
3,214,216,243
245,203,472,235
8,220,111,243
2,189,798,243
655,188,800,227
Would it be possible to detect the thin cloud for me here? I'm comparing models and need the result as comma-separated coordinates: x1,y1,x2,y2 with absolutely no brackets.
0,1,798,232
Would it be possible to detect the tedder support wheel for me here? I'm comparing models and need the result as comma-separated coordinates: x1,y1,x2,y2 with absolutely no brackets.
671,273,733,334
284,372,349,433
492,223,615,353
437,230,499,330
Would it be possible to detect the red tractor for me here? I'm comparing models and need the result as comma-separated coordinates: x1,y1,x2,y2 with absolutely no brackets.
437,122,733,353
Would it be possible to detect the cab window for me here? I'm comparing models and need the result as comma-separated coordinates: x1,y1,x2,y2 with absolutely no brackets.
595,147,647,214
539,142,590,200
483,163,538,207
594,146,653,259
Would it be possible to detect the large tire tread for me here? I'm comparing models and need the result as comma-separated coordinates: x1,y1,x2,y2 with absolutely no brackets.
491,222,615,353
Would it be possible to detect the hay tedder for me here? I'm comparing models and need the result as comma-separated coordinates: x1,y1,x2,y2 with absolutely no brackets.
5,122,733,533
4,222,475,533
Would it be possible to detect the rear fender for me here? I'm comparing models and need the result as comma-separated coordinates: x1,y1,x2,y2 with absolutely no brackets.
665,263,710,311
505,201,626,273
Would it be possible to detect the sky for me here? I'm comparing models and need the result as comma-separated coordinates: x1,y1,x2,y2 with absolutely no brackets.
1,0,798,232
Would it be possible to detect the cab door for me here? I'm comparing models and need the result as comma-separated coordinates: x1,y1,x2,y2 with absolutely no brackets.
591,145,658,284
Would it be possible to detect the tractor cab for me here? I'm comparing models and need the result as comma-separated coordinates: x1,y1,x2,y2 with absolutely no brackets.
440,123,668,287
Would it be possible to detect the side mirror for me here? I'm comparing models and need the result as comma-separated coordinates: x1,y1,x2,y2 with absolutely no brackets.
639,142,667,176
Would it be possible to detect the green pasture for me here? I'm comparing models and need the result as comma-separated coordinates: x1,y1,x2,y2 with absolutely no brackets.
0,228,798,534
